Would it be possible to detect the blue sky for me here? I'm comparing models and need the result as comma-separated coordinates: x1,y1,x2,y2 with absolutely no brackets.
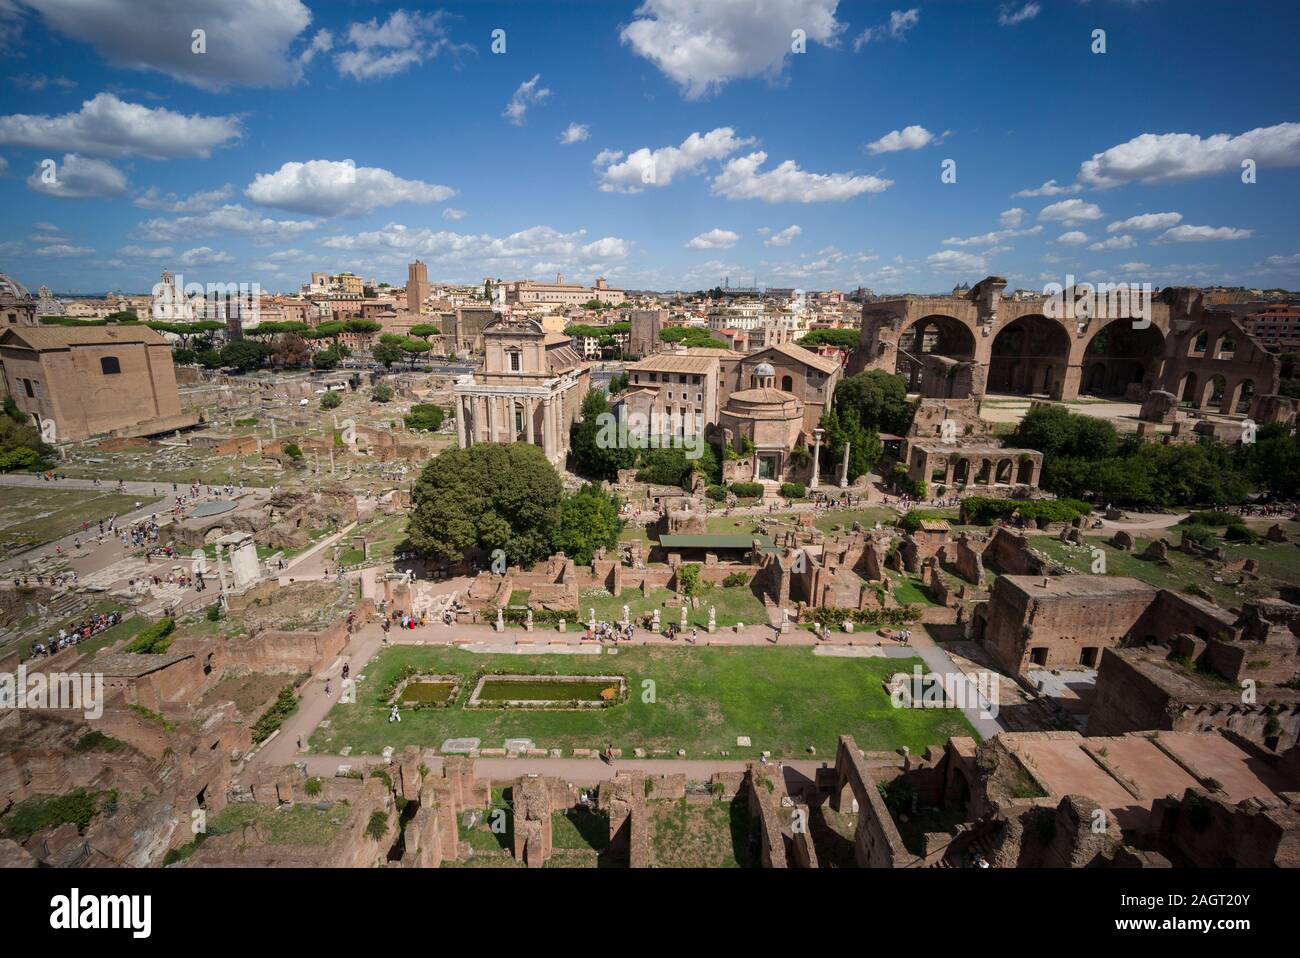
0,0,1297,295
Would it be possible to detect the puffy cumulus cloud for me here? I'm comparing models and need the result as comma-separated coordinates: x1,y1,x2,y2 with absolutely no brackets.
712,151,892,202
1013,179,1080,198
686,228,740,250
1155,224,1253,243
19,0,313,90
441,208,467,221
560,122,590,145
333,9,470,81
999,207,1025,228
26,153,127,199
866,124,938,154
318,223,631,280
134,184,233,213
1038,198,1103,223
245,159,455,216
852,8,919,51
0,93,241,159
1106,212,1182,233
620,0,843,99
1078,123,1300,189
132,204,320,244
1055,231,1089,246
997,3,1040,27
763,224,802,247
596,127,754,193
942,225,1041,247
927,249,991,273
1088,234,1136,251
503,74,550,125
175,246,233,266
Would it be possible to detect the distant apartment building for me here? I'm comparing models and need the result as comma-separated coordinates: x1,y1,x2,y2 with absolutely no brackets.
331,273,364,296
440,306,497,354
1242,303,1300,350
504,275,626,307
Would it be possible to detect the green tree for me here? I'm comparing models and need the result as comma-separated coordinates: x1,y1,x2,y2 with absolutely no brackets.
320,390,342,410
404,404,445,431
372,342,404,369
372,383,395,403
833,370,913,435
409,443,565,567
570,389,635,481
219,339,271,372
552,484,623,564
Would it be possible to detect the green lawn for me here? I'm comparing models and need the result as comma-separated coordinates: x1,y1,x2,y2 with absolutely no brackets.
580,585,769,629
311,644,976,759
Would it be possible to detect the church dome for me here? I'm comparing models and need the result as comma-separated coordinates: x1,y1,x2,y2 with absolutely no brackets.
753,361,776,378
0,273,32,300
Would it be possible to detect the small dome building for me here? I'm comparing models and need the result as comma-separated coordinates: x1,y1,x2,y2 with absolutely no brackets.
718,361,805,480
0,273,37,328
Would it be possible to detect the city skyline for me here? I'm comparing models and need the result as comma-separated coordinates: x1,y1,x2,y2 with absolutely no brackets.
0,0,1298,295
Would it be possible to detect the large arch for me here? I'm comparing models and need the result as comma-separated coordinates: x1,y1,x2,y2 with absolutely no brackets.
988,315,1072,397
1081,320,1165,398
895,314,976,391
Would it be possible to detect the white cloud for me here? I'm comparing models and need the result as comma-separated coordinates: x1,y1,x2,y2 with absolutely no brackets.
1106,212,1182,232
0,155,6,175
1088,234,1136,251
1257,252,1300,272
333,10,468,81
1013,179,1080,198
245,159,455,216
133,204,320,243
20,0,313,90
318,223,631,281
1155,224,1253,243
998,3,1040,27
1079,123,1300,188
176,246,233,266
503,74,550,125
560,122,590,144
1055,231,1089,245
0,93,241,159
943,225,1041,246
10,73,75,91
712,151,892,203
34,243,94,257
763,224,802,247
686,228,740,250
927,249,990,273
1118,262,1151,273
441,208,467,221
134,184,233,213
621,0,843,99
1039,198,1104,223
26,153,127,199
999,207,1025,228
117,244,174,259
853,9,919,51
866,124,938,154
596,127,754,193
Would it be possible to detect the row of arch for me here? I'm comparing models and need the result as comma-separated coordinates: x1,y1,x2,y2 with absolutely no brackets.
895,313,1164,399
928,455,1037,487
1177,373,1256,414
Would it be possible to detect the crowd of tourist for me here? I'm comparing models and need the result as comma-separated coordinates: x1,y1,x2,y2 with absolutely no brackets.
27,610,126,659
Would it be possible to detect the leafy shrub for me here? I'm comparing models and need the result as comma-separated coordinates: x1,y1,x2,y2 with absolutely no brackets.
677,563,702,597
320,391,342,410
898,510,942,534
705,484,727,502
721,571,751,588
125,617,175,654
959,496,1091,526
779,482,806,499
1224,524,1259,543
1180,511,1245,528
730,481,763,499
365,811,389,840
304,777,323,797
251,685,298,743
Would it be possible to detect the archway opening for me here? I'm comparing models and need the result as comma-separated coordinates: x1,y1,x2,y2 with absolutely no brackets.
989,315,1072,398
1082,321,1165,398
895,315,976,392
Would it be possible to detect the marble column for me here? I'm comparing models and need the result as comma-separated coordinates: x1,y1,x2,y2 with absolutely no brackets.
811,428,823,487
525,397,535,445
541,399,554,458
456,396,467,447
